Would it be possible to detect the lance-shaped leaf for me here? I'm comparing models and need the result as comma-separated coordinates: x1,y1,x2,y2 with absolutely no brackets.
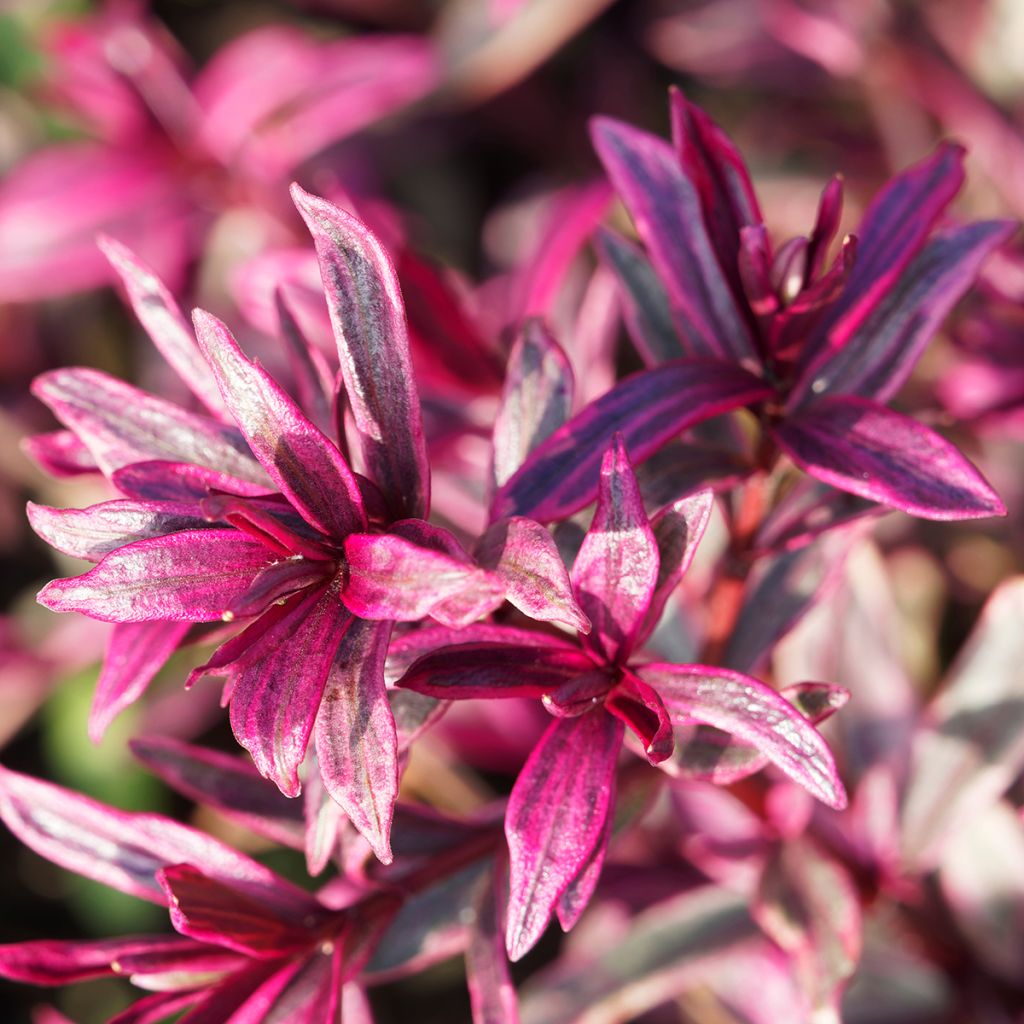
98,236,226,416
643,664,846,808
901,578,1024,869
491,320,574,492
492,359,770,522
27,500,211,562
342,531,501,623
110,461,272,503
193,309,365,540
595,227,684,366
792,219,1016,407
398,641,596,701
292,185,429,519
200,494,332,563
131,737,305,851
32,369,266,484
572,437,659,665
274,287,335,435
637,489,714,645
591,116,756,362
774,396,1005,520
228,586,351,799
303,755,347,876
91,621,192,742
22,429,97,477
555,778,613,931
0,767,318,917
315,618,397,864
607,672,673,764
476,517,589,632
505,709,623,961
38,531,272,623
466,871,520,1024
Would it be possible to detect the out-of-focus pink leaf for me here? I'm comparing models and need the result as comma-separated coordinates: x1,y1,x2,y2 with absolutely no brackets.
22,430,98,477
754,479,878,554
292,186,429,520
193,310,365,540
98,237,225,416
228,586,350,799
591,116,756,362
774,396,1005,520
27,500,210,563
505,709,623,960
493,359,770,522
130,736,305,850
315,618,397,864
635,439,750,510
572,437,658,665
38,531,272,623
302,757,346,876
491,320,574,493
902,578,1024,869
274,288,335,436
32,369,266,484
90,621,191,742
792,219,1016,406
645,664,846,808
467,872,520,1024
476,517,589,632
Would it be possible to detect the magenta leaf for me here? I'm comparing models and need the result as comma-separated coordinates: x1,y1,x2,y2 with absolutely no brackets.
505,709,623,960
476,517,589,632
228,586,351,798
554,783,613,932
466,873,520,1024
315,618,398,864
607,672,673,764
774,396,1005,520
98,236,226,416
491,320,574,492
22,430,97,477
492,359,770,522
91,621,192,742
32,369,266,484
792,219,1016,406
193,309,366,540
590,116,756,362
572,437,659,665
27,500,211,563
274,287,335,436
302,758,346,876
110,461,272,502
643,664,847,808
200,494,332,563
292,185,429,520
38,530,273,623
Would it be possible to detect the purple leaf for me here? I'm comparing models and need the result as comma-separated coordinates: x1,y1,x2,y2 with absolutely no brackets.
505,709,623,961
555,779,613,931
466,872,520,1024
792,220,1016,406
476,517,589,632
192,309,365,540
492,359,770,522
315,618,398,864
38,531,272,623
397,641,596,700
292,185,429,519
643,663,847,808
303,758,346,876
274,287,335,435
590,116,756,362
572,437,659,665
228,585,351,799
98,237,226,416
28,500,211,563
90,621,192,742
32,369,266,484
607,672,673,764
491,320,574,492
200,494,333,563
110,461,272,502
130,736,305,850
774,396,1005,520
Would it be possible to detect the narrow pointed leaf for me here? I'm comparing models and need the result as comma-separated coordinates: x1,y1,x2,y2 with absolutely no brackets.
200,494,333,562
607,673,673,764
274,287,335,435
111,461,272,503
302,758,346,876
493,359,770,522
38,531,273,623
467,872,520,1024
22,429,97,477
476,517,589,632
193,309,365,539
315,618,397,863
99,237,225,416
228,585,352,798
28,500,211,563
32,369,266,484
591,116,756,362
505,710,623,961
572,437,659,665
555,779,613,931
774,396,1005,520
292,185,429,519
91,621,192,742
491,320,574,492
644,664,846,808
